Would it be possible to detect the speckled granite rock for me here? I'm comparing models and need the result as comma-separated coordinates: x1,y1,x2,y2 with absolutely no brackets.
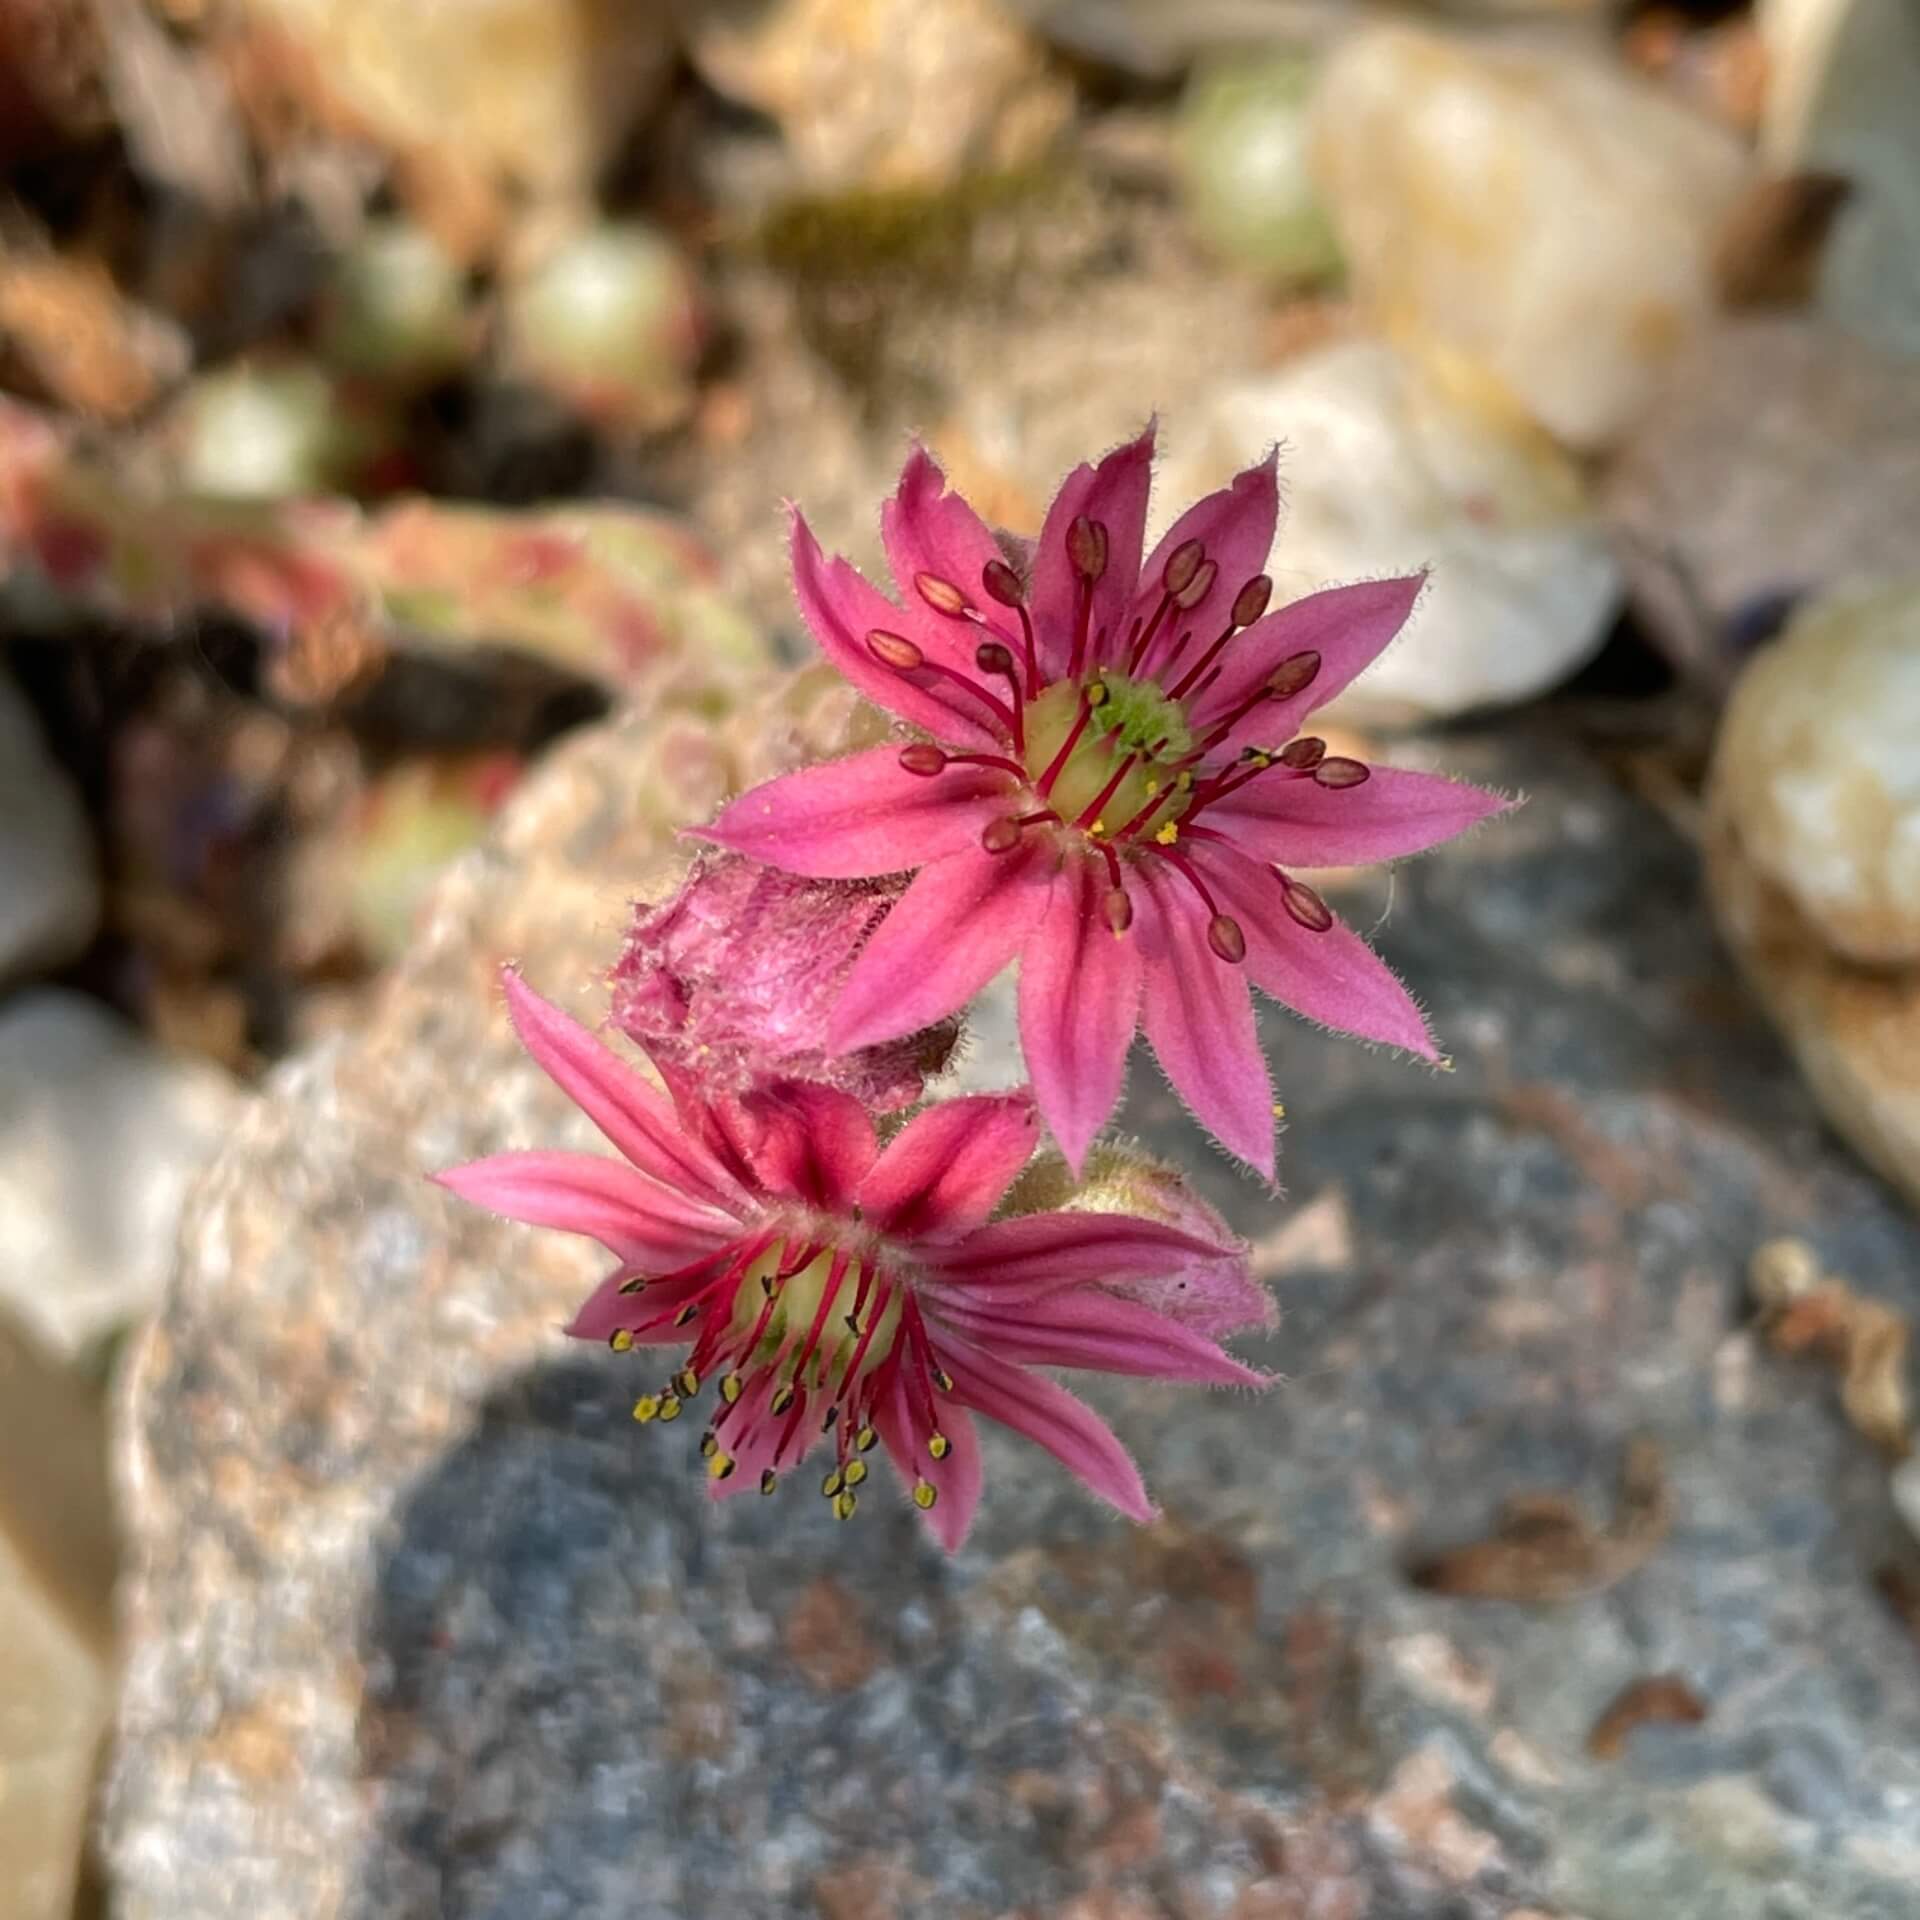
108,693,1920,1920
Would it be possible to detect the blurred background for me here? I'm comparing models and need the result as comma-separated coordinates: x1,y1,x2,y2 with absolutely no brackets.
2,1,1918,1916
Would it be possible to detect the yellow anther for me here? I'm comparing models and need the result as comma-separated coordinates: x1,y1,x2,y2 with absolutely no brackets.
770,1384,796,1415
1176,769,1194,791
608,1329,634,1353
821,1468,845,1498
673,1304,699,1327
933,1369,954,1393
708,1451,735,1481
1272,1102,1286,1118
759,1469,778,1496
927,1431,950,1461
1154,821,1180,846
833,1490,859,1521
720,1374,743,1405
913,1480,938,1510
1090,818,1107,836
657,1394,682,1422
1086,681,1109,707
618,1275,646,1295
842,1459,868,1488
631,1394,660,1423
699,1430,718,1459
855,1425,878,1452
674,1368,700,1400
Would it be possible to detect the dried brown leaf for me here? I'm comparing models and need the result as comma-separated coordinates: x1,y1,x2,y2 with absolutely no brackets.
1587,1674,1709,1759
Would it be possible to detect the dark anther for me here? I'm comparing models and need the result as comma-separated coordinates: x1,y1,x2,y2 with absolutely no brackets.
1207,914,1247,964
1312,757,1370,789
1282,878,1334,932
915,572,969,616
867,628,925,671
1172,557,1217,612
1104,886,1134,935
1231,574,1273,627
899,743,947,777
1067,515,1108,582
981,558,1025,606
1163,539,1205,596
1266,650,1322,700
981,816,1024,855
1278,736,1326,770
975,640,1016,678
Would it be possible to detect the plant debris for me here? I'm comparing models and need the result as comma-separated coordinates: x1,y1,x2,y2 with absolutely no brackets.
1586,1674,1709,1759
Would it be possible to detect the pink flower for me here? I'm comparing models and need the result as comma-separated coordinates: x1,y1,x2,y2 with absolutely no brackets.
435,971,1268,1551
610,853,956,1116
703,427,1510,1178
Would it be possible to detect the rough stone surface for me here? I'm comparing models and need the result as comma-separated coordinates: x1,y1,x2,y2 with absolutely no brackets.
0,988,243,1359
1603,319,1920,686
0,667,99,988
109,692,1920,1920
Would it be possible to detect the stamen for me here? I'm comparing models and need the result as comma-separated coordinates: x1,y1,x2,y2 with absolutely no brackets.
1232,574,1273,627
1163,539,1205,597
915,572,969,617
975,640,1025,750
1104,886,1134,935
1208,915,1247,963
913,1479,938,1509
1268,650,1322,700
833,1489,859,1521
843,1459,868,1488
674,1367,700,1400
760,1468,779,1495
982,558,1041,695
867,628,923,671
632,1394,660,1422
1067,516,1107,581
856,1425,878,1452
1313,757,1370,789
981,816,1024,854
927,1431,951,1461
608,1329,633,1352
1279,736,1325,770
899,743,946,776
1035,692,1096,799
1173,557,1217,612
1281,876,1334,932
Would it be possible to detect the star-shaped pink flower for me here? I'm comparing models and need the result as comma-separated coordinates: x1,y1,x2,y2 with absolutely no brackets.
705,426,1510,1177
436,972,1270,1550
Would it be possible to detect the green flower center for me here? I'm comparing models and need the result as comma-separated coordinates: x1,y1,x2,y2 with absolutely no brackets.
1023,677,1191,832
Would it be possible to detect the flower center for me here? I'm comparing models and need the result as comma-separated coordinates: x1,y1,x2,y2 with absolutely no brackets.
1022,677,1185,829
615,1225,951,1516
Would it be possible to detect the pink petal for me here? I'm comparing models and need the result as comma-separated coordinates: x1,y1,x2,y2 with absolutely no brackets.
1107,1258,1275,1341
789,511,1001,747
737,1081,878,1209
856,1092,1040,1240
500,972,747,1212
1192,576,1424,755
932,1287,1269,1387
1016,849,1143,1174
1123,452,1279,674
874,1365,982,1551
700,745,1015,880
1132,857,1276,1179
1029,424,1155,681
920,1211,1242,1299
564,1258,726,1344
432,1151,735,1264
881,445,1021,663
1201,842,1437,1057
1208,764,1511,869
939,1337,1154,1524
828,841,1051,1053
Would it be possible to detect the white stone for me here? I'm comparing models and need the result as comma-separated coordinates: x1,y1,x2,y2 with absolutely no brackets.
0,991,244,1358
1762,0,1920,358
1709,581,1920,966
0,673,98,990
1308,24,1750,451
1154,339,1620,728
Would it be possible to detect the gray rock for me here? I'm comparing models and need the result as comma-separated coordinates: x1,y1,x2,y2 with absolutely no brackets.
0,670,99,988
0,990,243,1359
108,700,1920,1920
